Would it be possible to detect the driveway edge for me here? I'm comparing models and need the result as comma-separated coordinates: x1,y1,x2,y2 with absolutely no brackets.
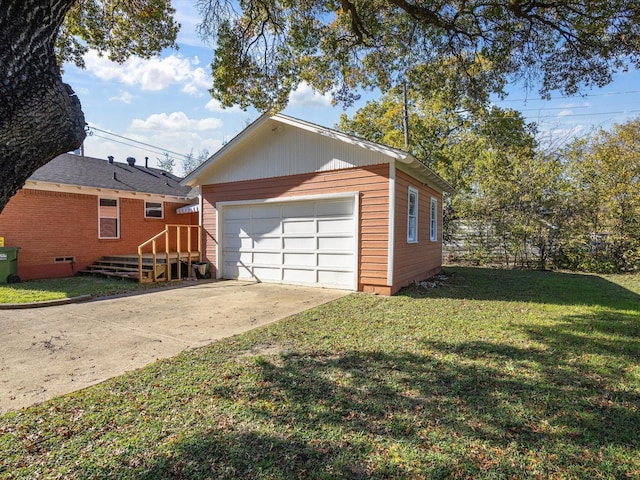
0,294,92,310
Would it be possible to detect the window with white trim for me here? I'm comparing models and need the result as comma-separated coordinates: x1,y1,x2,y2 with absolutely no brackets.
145,201,163,218
407,187,418,243
430,197,438,242
99,198,119,239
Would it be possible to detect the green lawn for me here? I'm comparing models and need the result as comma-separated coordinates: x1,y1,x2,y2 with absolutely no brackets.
1,267,638,479
0,276,182,304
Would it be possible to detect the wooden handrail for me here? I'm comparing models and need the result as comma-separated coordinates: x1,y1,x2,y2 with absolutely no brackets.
137,224,202,283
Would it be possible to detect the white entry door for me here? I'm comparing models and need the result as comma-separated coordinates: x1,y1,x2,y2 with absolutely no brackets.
220,196,357,290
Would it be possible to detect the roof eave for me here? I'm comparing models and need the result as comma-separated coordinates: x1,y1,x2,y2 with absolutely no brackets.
396,155,456,194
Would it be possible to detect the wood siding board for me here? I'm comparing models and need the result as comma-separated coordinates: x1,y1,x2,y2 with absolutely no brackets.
202,165,391,291
392,170,444,291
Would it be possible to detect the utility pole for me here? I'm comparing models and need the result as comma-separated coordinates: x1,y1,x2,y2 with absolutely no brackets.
403,81,410,150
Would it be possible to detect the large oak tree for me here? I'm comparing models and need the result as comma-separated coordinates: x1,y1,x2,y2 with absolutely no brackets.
201,0,640,110
0,0,177,212
2,0,639,213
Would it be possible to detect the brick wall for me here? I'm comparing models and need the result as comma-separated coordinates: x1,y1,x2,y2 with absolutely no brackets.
0,188,197,280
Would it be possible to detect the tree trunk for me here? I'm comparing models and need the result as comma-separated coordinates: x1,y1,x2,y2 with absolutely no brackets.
0,0,86,213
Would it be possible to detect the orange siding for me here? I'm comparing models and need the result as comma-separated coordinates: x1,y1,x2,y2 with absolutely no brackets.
0,188,196,280
392,170,443,293
202,165,390,290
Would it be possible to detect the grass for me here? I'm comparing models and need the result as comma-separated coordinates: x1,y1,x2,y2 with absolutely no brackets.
0,267,638,479
0,276,180,304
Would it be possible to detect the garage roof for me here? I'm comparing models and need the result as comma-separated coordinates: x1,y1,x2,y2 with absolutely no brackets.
182,114,454,194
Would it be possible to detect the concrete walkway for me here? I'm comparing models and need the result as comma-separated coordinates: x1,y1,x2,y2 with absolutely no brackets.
0,281,349,414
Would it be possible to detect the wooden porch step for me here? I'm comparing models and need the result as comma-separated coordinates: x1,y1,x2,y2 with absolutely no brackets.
80,252,199,283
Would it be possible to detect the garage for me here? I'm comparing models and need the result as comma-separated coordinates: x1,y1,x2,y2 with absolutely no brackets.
219,195,358,290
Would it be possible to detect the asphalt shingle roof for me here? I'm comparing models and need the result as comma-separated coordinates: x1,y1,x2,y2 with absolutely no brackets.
29,153,192,197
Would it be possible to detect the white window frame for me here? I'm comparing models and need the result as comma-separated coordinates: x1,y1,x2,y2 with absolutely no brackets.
407,187,418,243
144,201,164,219
98,197,120,239
430,197,438,242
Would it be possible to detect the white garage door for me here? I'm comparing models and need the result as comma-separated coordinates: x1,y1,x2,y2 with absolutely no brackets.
220,196,357,290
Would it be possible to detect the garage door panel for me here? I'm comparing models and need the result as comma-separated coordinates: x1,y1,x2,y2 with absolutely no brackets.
252,218,281,235
284,252,316,266
283,220,315,234
283,268,316,284
254,237,281,249
221,197,356,290
283,237,315,250
224,207,252,220
224,251,253,264
254,205,281,219
318,253,352,268
254,252,281,264
318,218,353,234
318,270,353,286
253,266,281,281
317,200,353,216
224,235,253,250
223,221,248,235
318,236,353,251
282,203,315,218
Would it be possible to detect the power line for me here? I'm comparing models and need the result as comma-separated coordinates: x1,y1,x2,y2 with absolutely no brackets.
89,133,177,159
497,89,640,104
87,125,192,160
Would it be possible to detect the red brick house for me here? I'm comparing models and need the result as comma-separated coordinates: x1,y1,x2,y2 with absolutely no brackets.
182,114,454,295
0,153,197,280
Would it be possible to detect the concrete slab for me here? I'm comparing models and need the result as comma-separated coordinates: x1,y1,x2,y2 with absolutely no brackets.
0,280,349,414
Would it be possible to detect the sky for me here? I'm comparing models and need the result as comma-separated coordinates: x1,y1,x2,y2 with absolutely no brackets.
61,0,640,176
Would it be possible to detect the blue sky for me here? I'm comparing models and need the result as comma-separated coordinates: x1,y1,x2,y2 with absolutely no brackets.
62,0,640,176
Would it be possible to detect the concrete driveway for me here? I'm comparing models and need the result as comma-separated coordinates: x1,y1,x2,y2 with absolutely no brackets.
0,280,349,414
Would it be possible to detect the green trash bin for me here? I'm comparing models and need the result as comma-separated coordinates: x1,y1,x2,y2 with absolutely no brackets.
0,247,20,284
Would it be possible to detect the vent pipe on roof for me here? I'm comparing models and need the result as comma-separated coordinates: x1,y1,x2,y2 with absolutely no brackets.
113,172,117,181
108,155,114,164
145,156,149,168
126,156,136,167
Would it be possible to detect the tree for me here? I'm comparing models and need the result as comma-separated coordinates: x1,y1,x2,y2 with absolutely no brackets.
560,118,640,272
181,148,210,176
200,1,640,111
337,86,541,253
157,153,176,173
0,0,178,213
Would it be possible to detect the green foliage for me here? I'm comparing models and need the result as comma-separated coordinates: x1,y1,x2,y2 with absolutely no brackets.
200,0,640,111
337,86,542,260
1,268,639,478
556,120,640,272
57,0,179,67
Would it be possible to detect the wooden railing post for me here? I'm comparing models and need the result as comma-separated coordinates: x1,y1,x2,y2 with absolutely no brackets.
137,224,201,284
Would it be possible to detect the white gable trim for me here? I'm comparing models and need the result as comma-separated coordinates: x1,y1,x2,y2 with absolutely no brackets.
183,113,454,194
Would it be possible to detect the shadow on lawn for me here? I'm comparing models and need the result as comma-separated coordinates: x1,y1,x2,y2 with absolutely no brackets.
103,346,638,479
403,266,640,311
78,268,639,479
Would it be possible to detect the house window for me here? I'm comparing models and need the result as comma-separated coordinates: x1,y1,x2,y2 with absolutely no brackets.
145,201,163,218
407,187,418,243
430,197,438,242
99,198,119,239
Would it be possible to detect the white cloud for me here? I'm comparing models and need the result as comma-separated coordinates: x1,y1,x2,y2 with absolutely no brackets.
83,50,210,95
131,111,223,132
109,91,134,104
288,82,333,108
205,98,243,113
